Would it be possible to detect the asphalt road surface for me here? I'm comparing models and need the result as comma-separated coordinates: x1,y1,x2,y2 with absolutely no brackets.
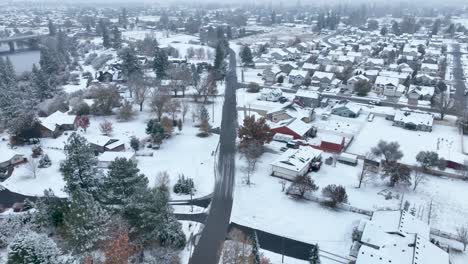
188,48,238,264
450,44,467,115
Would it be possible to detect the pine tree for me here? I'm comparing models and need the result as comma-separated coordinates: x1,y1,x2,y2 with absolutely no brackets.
198,106,211,136
102,24,111,48
309,244,321,264
240,45,253,65
56,29,70,65
130,136,140,152
214,41,225,70
153,48,169,79
252,231,261,264
63,192,110,253
7,231,61,264
32,64,53,102
48,19,57,36
60,133,102,196
101,158,149,212
39,47,60,76
3,57,16,89
119,47,141,80
112,26,122,49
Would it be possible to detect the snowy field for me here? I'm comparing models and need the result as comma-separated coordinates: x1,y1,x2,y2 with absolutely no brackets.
231,151,366,258
347,115,463,166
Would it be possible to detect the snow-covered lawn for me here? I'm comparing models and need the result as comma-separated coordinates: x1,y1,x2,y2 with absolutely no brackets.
347,115,463,166
231,151,366,257
1,100,220,200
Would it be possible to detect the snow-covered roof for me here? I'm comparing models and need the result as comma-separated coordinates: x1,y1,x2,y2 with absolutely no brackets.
271,146,322,172
302,63,320,71
348,74,369,83
394,110,434,127
98,152,135,163
379,71,410,80
285,118,311,136
39,111,76,131
421,63,438,71
312,71,334,81
375,76,399,87
289,70,308,78
371,210,430,239
408,85,435,97
0,149,22,163
295,89,320,99
320,134,343,145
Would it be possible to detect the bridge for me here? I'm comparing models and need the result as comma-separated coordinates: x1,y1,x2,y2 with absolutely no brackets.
0,34,48,53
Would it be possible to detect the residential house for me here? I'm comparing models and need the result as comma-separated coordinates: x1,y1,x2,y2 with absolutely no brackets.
0,150,25,170
271,146,323,180
364,58,385,70
38,111,78,138
288,70,309,86
352,210,449,264
237,101,291,123
374,76,399,95
311,71,335,89
262,66,281,85
294,89,321,108
415,73,437,86
269,48,289,61
331,103,361,118
98,152,136,168
421,63,439,76
407,85,435,102
347,75,370,91
319,134,345,153
84,135,126,154
271,118,313,139
392,109,433,132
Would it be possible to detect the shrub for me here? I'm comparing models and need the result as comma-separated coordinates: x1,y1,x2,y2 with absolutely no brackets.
91,53,113,70
7,231,60,264
247,82,261,93
117,100,135,121
84,53,98,65
75,102,91,116
322,184,348,207
173,174,196,195
38,154,52,168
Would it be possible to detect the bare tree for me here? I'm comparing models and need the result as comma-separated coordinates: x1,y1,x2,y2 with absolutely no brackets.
357,164,375,188
434,92,454,120
27,157,39,178
134,78,152,112
412,167,426,191
99,120,113,136
156,171,171,192
241,141,263,186
194,72,217,104
165,99,181,122
457,226,468,251
223,228,253,264
289,175,319,199
181,101,190,123
150,90,171,121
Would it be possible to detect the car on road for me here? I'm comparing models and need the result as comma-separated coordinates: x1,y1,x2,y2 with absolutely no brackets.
369,100,382,106
278,96,288,103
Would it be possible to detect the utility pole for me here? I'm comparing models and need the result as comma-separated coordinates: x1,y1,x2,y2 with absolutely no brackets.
281,236,285,263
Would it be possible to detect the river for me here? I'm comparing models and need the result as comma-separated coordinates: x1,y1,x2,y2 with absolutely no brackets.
0,50,40,75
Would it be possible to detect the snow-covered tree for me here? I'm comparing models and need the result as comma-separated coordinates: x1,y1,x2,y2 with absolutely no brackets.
32,64,54,102
112,26,122,49
309,244,321,264
63,192,110,253
119,47,141,81
153,48,169,79
7,231,61,264
322,185,348,207
101,158,149,212
252,231,261,264
60,133,102,196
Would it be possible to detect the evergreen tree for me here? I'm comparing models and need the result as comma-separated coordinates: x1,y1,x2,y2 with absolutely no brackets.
153,48,169,79
214,41,225,70
252,231,261,264
32,64,53,102
101,158,149,212
102,24,111,48
3,57,16,88
63,192,110,253
130,136,140,152
56,29,70,65
112,26,122,49
39,47,60,76
240,45,253,65
309,244,321,264
60,133,102,197
48,19,57,36
118,46,141,80
124,186,185,248
7,231,61,264
380,26,388,36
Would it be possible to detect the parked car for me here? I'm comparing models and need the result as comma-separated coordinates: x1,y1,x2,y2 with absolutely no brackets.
278,96,288,103
369,100,381,106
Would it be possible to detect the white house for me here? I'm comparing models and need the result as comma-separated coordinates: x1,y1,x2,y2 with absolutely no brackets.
271,147,323,180
374,76,399,95
393,109,434,132
0,149,25,170
311,71,335,88
353,210,449,264
421,63,439,76
288,70,309,86
407,85,435,101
